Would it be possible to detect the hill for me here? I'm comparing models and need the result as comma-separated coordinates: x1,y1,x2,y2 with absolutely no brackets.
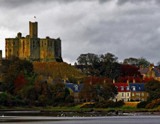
33,62,86,82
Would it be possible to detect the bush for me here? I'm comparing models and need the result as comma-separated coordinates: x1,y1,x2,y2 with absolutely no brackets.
145,99,160,109
0,92,9,106
12,95,25,106
137,101,148,108
94,100,124,108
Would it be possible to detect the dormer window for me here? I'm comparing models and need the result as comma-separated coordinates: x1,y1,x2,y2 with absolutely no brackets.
126,86,129,90
132,86,136,91
139,86,141,90
74,85,78,91
120,86,124,91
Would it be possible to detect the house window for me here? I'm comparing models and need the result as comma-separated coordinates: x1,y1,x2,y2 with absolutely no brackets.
142,93,144,96
122,93,124,97
126,86,129,90
132,93,134,96
132,86,136,91
120,86,124,91
136,93,140,96
127,93,129,97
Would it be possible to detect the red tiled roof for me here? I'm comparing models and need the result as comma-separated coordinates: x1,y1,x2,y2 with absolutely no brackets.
113,83,130,92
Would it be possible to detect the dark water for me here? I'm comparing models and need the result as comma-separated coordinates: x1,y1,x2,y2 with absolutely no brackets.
0,116,160,124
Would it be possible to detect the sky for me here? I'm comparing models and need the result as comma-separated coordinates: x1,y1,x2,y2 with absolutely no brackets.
0,0,160,64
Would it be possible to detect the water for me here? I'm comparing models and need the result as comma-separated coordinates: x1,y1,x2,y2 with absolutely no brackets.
0,116,160,124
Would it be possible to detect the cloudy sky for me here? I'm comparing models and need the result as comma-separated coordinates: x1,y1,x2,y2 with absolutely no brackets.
0,0,160,64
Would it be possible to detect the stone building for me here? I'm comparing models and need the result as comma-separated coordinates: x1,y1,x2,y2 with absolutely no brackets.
139,64,160,81
5,21,62,62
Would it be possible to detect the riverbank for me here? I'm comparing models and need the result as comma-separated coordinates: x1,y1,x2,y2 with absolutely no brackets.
0,106,160,116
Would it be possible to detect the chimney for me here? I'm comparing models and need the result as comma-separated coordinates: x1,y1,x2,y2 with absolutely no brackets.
127,80,129,84
113,79,115,84
78,81,80,85
139,65,144,71
133,79,136,83
149,64,154,71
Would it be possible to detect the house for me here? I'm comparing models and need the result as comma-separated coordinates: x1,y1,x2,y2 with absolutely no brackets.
48,78,82,102
140,64,160,81
113,83,130,102
65,82,82,102
129,83,148,101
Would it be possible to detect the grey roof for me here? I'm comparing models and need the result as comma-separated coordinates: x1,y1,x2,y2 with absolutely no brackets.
140,68,160,77
129,83,145,92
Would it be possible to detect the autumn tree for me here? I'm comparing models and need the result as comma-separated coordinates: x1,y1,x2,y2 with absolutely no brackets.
79,84,97,102
145,80,160,101
2,59,34,94
100,83,118,100
120,64,141,77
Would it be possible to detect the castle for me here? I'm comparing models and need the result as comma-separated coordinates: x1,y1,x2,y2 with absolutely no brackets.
5,21,62,62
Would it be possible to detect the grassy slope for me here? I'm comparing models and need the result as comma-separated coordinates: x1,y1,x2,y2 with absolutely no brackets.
33,62,86,80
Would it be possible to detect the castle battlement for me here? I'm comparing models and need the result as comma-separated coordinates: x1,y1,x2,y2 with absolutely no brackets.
5,22,62,62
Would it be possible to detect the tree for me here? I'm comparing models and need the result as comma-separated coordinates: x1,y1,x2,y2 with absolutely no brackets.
76,53,121,79
79,84,97,102
2,59,34,94
49,81,66,103
137,57,150,67
100,83,118,100
120,64,141,77
123,57,139,65
145,80,160,101
100,53,118,63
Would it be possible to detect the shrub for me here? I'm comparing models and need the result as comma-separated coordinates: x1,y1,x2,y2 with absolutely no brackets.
0,92,9,106
145,99,160,109
137,101,148,108
94,100,124,108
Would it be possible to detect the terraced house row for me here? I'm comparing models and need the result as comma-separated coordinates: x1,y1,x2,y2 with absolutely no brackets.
113,82,148,102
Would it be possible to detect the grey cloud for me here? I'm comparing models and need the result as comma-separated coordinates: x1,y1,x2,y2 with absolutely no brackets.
117,0,153,5
0,0,160,64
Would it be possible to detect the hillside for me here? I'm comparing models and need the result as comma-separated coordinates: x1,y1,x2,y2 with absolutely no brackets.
33,62,86,81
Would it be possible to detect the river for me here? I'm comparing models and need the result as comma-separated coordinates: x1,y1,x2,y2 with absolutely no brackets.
0,116,160,124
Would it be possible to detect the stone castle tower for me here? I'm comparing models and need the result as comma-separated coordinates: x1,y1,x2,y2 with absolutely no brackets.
5,21,62,62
